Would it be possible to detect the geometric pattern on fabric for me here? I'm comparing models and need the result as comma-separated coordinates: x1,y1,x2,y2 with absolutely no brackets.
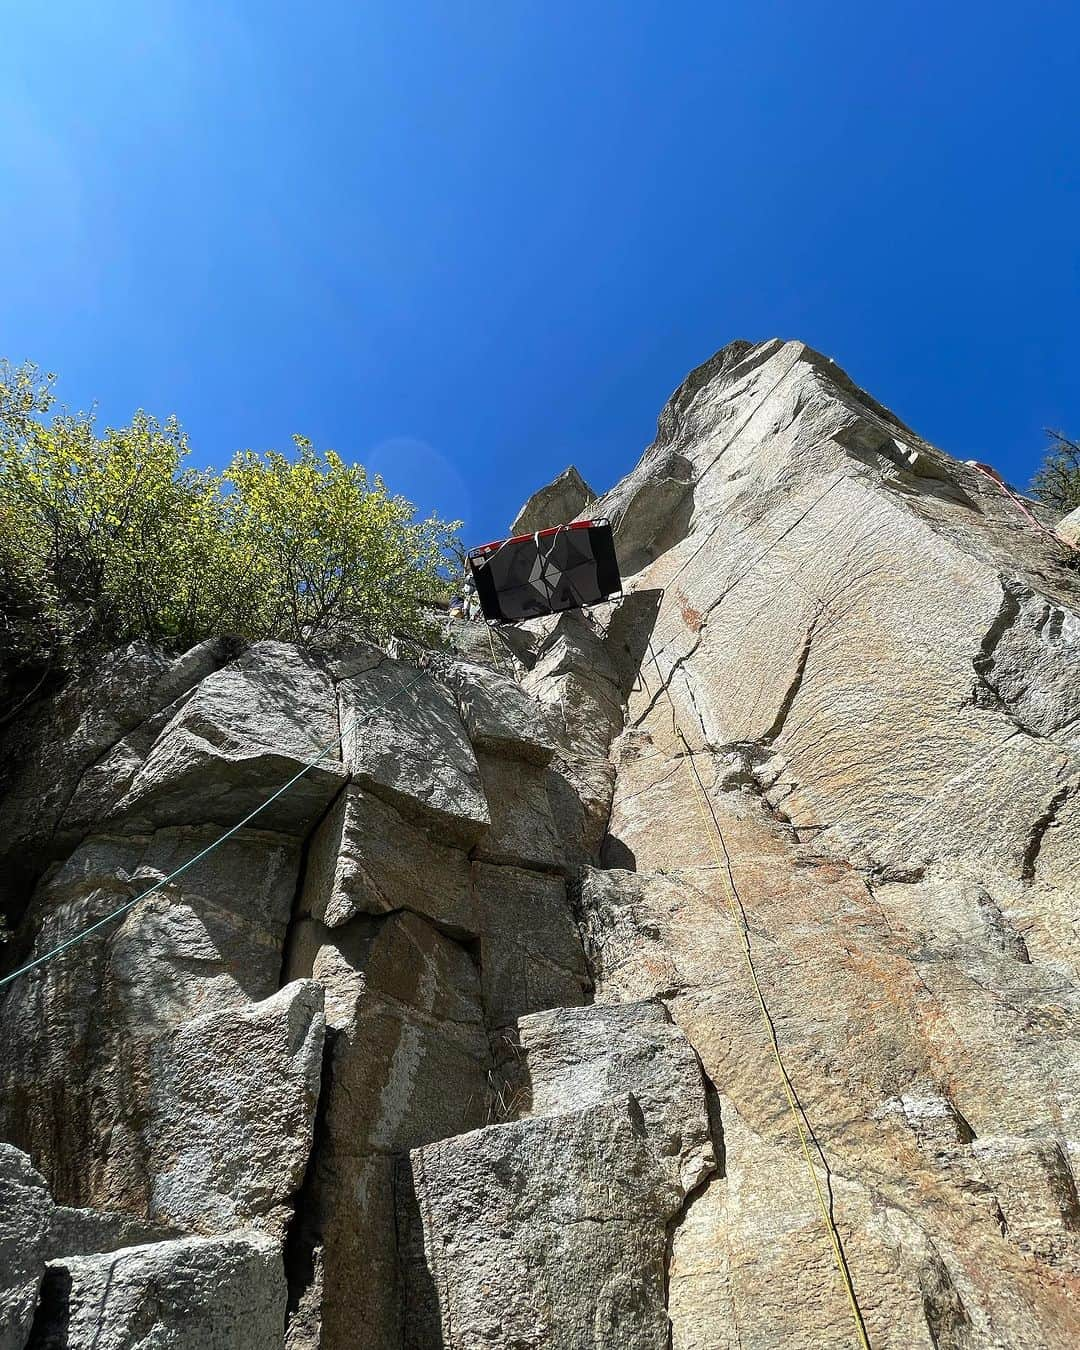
467,520,621,625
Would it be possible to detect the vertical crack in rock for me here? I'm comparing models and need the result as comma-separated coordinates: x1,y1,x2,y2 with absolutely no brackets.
646,471,849,662
680,666,710,747
971,575,1026,712
278,780,350,990
5,339,1080,1350
282,1022,336,1347
760,618,817,747
278,781,348,1347
631,634,704,729
1020,780,1075,882
661,1059,725,1339
281,892,496,1347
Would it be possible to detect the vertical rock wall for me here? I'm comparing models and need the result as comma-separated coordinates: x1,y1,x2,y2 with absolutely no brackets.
1,617,690,1347
1,337,1077,1347
587,339,1080,1348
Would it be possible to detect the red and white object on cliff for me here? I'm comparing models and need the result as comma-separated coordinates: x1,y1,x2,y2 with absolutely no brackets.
467,519,622,625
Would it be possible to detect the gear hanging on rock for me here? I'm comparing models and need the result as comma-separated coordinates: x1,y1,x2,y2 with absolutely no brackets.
467,519,622,624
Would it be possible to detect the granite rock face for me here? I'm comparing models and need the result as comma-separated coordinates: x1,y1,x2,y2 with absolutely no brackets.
509,463,597,535
1056,503,1080,547
586,339,1080,1348
0,1146,51,1350
495,1001,715,1193
30,1232,286,1350
0,638,236,924
1,338,1078,1348
0,827,309,1214
398,1100,683,1350
284,909,492,1348
338,657,490,844
111,642,347,835
0,623,614,1347
143,980,325,1236
297,782,475,931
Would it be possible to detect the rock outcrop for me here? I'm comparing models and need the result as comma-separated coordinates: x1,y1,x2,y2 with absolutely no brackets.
0,1146,51,1350
397,1099,683,1350
1,337,1077,1347
31,1231,286,1349
1057,503,1080,548
509,463,597,536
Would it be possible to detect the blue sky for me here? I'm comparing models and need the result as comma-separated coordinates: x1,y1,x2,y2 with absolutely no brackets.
2,2,1077,542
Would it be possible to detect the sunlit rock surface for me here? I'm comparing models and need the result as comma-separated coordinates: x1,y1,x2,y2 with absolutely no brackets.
509,463,597,536
1,338,1077,1347
0,1146,51,1350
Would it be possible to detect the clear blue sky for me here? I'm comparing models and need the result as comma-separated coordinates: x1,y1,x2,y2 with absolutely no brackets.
2,2,1077,541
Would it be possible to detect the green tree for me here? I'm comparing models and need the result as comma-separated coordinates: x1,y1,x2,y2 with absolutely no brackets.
0,360,67,703
222,438,459,643
1031,430,1080,515
0,360,460,705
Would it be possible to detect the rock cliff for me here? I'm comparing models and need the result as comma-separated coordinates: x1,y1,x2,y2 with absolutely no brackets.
1,338,1077,1348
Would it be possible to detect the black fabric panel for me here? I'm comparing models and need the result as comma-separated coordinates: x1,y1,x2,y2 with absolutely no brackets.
488,537,540,590
547,560,602,610
494,582,554,622
588,523,621,599
468,553,505,622
544,530,592,572
467,521,622,625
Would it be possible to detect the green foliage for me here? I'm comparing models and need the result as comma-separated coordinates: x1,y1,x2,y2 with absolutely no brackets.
222,438,458,643
1031,430,1080,515
0,360,460,697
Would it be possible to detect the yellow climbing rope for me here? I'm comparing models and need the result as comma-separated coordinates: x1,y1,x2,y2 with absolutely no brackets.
648,644,872,1349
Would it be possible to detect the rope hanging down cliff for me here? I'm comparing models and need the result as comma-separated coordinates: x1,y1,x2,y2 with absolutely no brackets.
0,668,428,992
644,640,873,1350
965,460,1078,554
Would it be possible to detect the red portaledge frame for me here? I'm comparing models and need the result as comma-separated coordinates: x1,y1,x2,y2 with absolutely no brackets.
469,518,603,560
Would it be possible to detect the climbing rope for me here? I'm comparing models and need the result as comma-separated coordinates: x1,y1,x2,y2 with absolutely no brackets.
965,460,1077,554
645,641,872,1350
0,668,428,992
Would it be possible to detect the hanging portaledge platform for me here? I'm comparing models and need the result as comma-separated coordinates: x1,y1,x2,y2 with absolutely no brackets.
467,519,622,625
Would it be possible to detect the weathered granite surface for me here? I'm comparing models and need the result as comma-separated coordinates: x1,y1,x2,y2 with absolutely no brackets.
509,463,597,536
1056,503,1080,547
29,1232,286,1350
1,338,1077,1347
495,1000,715,1193
398,1100,683,1350
0,1146,51,1350
587,339,1080,1348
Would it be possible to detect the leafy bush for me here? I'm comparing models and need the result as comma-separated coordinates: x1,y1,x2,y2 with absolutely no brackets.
223,439,456,644
0,360,460,703
1031,430,1080,515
